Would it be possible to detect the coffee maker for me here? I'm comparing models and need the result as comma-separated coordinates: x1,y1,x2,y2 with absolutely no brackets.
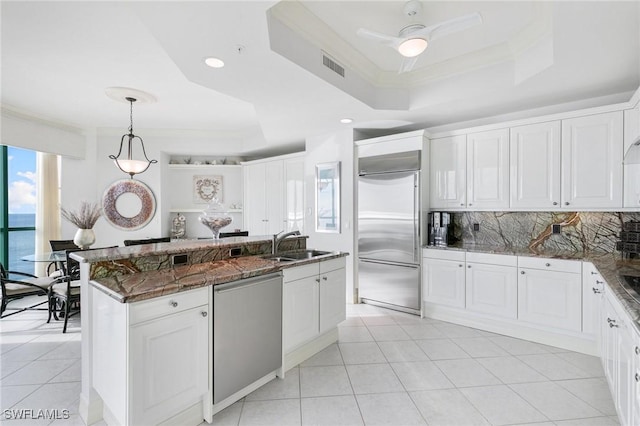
428,212,451,247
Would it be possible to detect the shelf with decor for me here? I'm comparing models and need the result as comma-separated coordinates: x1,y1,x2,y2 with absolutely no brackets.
169,208,243,213
168,164,241,170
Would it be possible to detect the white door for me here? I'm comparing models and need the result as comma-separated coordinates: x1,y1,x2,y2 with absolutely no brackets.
130,306,209,425
319,268,346,333
423,258,466,308
467,129,510,209
430,135,467,209
243,163,268,235
561,111,623,209
283,276,320,352
466,262,517,319
517,268,582,332
510,121,561,209
265,160,284,235
284,157,305,233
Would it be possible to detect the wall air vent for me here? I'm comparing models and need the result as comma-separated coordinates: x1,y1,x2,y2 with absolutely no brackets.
322,51,345,78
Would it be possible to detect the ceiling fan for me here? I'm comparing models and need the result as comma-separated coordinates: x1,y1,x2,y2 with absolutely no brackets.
357,0,483,73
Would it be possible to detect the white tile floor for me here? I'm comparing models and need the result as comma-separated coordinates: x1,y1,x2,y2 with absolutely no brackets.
0,297,621,426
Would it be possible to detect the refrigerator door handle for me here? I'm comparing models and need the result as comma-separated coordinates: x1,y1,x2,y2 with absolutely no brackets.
413,172,420,264
359,258,420,269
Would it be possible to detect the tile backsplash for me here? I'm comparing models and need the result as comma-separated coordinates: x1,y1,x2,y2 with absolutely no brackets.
451,211,640,253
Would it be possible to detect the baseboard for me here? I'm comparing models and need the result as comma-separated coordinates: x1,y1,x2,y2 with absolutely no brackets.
284,328,339,371
423,303,598,356
78,390,104,426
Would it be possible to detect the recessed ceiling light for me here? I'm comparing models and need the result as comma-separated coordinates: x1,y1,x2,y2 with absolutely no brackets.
204,57,225,68
340,118,353,124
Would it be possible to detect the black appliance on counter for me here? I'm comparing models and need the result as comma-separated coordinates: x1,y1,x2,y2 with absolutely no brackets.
428,212,451,247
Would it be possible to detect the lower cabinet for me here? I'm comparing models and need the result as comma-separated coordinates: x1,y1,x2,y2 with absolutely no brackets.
583,262,605,340
92,286,210,426
283,257,346,353
423,250,466,308
517,257,582,332
465,253,517,319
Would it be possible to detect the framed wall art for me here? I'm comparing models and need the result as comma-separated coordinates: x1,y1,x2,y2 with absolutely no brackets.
193,175,223,204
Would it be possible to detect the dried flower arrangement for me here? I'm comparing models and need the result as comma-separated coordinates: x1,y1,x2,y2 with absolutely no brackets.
61,201,102,229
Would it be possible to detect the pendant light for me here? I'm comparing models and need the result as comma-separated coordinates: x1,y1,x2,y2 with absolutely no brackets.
109,97,157,178
624,136,640,165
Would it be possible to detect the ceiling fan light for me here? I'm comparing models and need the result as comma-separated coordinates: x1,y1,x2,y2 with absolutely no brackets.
398,38,428,57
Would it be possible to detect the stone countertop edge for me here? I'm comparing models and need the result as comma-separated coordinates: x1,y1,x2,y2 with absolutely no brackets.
90,251,349,304
424,243,640,335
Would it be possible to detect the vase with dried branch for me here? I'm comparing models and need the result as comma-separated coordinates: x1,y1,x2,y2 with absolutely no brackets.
61,202,102,249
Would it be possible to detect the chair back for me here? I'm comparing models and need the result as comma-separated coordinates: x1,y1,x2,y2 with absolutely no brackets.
219,231,249,238
49,240,80,252
64,246,118,282
123,237,171,246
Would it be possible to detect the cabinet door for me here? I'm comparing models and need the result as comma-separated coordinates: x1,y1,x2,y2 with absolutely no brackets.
517,268,581,332
430,135,467,209
624,104,640,207
561,111,623,209
265,160,284,235
283,276,319,352
466,262,517,319
284,158,305,233
243,163,268,235
582,263,604,338
423,258,465,308
320,268,346,333
467,129,510,209
510,121,561,209
616,318,634,426
130,305,209,425
602,297,618,389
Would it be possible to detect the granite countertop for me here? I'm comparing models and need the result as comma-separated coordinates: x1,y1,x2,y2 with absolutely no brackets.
424,243,640,333
90,251,349,303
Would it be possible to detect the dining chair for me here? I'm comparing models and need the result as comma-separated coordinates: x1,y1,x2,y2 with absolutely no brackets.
123,237,171,246
47,240,79,277
1,263,57,318
47,246,116,333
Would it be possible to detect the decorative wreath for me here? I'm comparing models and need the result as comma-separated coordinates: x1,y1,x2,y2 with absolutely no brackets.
102,179,156,230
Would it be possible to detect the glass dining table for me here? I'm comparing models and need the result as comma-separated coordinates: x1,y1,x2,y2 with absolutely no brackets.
21,250,67,263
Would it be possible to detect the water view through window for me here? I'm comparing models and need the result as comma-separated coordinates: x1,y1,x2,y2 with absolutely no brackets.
7,147,36,275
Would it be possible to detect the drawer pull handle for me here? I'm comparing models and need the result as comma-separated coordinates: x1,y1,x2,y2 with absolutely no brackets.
170,301,178,308
459,264,463,268
565,202,570,206
636,373,640,382
545,263,551,267
460,203,465,207
520,271,525,275
607,317,614,323
591,271,598,275
322,276,328,281
467,265,471,268
553,202,558,206
592,287,602,294
315,278,320,283
596,280,604,284
636,346,640,356
609,319,618,328
201,311,208,317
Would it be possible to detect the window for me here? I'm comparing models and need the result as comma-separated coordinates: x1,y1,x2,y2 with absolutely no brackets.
0,146,37,275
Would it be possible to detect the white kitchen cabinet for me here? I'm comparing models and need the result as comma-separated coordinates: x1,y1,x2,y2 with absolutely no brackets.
465,253,517,319
624,103,640,207
243,153,305,236
130,305,209,425
466,129,510,209
517,258,582,332
582,262,605,340
92,286,210,426
509,121,561,209
283,257,346,353
430,135,467,209
561,111,623,209
423,250,466,308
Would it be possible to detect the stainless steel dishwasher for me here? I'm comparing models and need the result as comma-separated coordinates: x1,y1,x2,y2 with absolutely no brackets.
213,272,283,405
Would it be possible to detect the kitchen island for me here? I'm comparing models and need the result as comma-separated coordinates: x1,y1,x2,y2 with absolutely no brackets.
72,236,348,426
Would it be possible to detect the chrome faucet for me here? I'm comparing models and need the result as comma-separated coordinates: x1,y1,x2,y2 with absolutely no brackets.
272,230,301,254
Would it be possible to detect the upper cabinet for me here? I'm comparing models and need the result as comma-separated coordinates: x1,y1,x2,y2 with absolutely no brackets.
243,153,305,236
430,109,625,211
430,135,467,209
561,111,623,209
430,130,509,210
510,121,561,209
466,129,510,209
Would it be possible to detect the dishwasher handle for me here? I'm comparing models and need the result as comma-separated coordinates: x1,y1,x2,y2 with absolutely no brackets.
215,272,282,294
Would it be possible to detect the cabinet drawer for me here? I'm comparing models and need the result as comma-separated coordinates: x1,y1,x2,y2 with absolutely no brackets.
283,263,319,283
320,257,346,274
518,256,581,273
466,252,517,267
422,248,465,262
129,287,209,325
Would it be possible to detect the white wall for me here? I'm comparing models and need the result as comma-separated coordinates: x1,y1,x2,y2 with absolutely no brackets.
305,129,356,303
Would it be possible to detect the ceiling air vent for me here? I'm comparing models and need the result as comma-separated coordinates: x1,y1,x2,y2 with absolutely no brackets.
322,51,345,78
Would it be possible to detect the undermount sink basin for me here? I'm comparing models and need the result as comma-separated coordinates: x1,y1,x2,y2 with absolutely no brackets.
261,249,332,262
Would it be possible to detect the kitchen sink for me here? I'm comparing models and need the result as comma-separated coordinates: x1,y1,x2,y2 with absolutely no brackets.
261,249,332,262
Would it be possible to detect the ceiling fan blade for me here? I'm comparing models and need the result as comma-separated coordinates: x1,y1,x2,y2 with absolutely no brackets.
398,56,419,74
357,28,402,46
415,12,483,42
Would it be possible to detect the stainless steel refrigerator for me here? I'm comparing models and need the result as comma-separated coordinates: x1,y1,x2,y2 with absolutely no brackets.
358,151,421,315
